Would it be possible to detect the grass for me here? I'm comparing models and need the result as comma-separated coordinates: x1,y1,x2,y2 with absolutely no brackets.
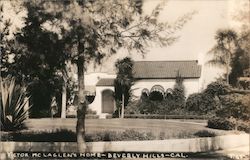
1,118,238,142
24,118,234,136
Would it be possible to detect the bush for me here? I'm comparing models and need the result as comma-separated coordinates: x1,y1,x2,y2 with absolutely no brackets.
125,100,141,114
204,81,231,97
86,108,97,115
194,130,216,137
207,117,236,130
0,77,30,131
186,93,202,111
208,117,250,133
237,120,250,133
124,114,210,119
186,92,219,114
1,129,76,142
86,114,99,119
66,114,99,119
105,114,112,119
217,93,250,120
1,129,156,142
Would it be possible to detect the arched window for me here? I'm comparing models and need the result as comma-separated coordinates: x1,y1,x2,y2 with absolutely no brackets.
165,88,173,99
149,85,164,101
141,88,149,100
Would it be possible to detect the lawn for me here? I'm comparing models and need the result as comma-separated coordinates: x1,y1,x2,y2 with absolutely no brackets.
22,118,237,140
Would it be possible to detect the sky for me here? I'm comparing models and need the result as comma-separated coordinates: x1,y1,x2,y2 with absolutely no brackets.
92,0,248,87
1,0,249,87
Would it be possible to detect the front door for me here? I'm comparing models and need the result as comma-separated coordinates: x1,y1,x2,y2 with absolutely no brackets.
102,90,114,113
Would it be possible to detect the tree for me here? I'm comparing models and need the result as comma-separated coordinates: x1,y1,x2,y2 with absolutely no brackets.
208,1,250,86
207,29,238,84
5,0,193,152
172,73,185,108
0,3,14,77
114,57,134,118
11,1,67,118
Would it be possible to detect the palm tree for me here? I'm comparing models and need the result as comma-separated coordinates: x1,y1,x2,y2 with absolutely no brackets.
114,57,134,118
207,29,238,84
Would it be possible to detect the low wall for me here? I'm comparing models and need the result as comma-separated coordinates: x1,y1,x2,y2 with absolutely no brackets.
1,133,249,153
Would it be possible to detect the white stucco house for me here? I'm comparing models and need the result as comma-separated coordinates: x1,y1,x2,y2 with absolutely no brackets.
71,60,202,118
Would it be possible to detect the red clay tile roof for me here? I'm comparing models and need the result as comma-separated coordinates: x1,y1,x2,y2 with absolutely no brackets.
133,60,201,79
96,61,201,86
96,78,115,86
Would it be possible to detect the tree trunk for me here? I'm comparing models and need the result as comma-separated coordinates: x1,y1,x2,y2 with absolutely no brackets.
61,81,67,118
121,93,125,118
76,57,87,152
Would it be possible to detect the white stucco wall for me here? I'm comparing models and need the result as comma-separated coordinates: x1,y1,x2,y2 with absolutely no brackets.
89,86,115,115
131,78,200,99
87,73,201,116
85,72,116,86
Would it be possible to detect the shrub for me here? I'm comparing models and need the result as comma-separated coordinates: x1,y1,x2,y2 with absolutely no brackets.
1,129,76,142
204,81,231,97
172,76,186,108
66,114,99,119
85,115,99,119
186,93,202,111
194,130,216,137
208,116,250,133
207,117,236,130
124,114,210,119
237,120,250,133
105,114,112,119
120,129,155,141
85,129,156,142
186,92,219,114
217,93,250,120
0,77,30,131
125,100,141,114
86,108,97,115
1,129,156,142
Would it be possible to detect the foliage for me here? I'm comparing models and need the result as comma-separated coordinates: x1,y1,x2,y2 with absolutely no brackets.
172,75,186,108
193,130,216,137
1,1,66,118
207,29,238,84
1,129,156,142
0,3,15,77
186,81,230,114
1,0,194,150
2,128,223,142
207,117,236,130
185,92,219,114
1,129,76,142
124,114,210,119
125,74,187,115
229,48,250,86
204,81,231,97
124,100,141,114
208,117,249,133
66,114,99,119
114,57,134,118
0,77,30,131
216,93,250,120
208,27,250,86
185,93,202,112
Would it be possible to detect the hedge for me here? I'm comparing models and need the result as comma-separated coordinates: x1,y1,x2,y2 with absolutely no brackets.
124,114,210,119
207,117,250,133
66,114,99,119
1,129,156,142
